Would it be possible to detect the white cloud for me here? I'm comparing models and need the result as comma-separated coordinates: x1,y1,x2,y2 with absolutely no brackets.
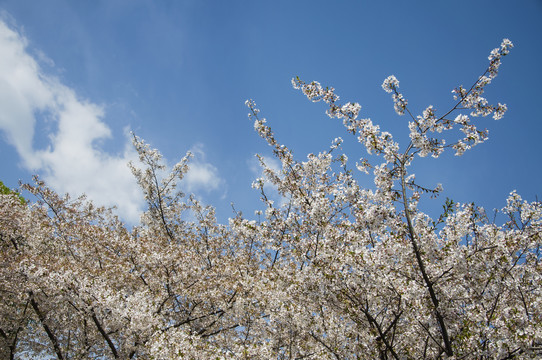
184,143,222,193
248,154,289,207
0,19,225,223
250,155,282,176
0,19,143,222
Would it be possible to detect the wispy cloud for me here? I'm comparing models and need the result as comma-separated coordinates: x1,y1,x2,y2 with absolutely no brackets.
184,143,223,194
0,18,225,223
248,154,289,207
248,155,282,178
0,19,143,222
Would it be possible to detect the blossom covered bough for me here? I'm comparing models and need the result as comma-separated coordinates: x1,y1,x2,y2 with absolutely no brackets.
1,39,540,359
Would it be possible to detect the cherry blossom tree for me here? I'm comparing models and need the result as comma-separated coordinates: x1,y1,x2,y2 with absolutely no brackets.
1,158,263,358
241,38,541,359
1,39,541,359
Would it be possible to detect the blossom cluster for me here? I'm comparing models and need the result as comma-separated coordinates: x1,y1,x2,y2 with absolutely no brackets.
382,75,408,115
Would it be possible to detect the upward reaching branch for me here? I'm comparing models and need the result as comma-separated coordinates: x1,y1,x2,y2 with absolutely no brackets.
400,165,453,357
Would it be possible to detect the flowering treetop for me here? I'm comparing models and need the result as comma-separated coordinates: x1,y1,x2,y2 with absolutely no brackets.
1,39,541,359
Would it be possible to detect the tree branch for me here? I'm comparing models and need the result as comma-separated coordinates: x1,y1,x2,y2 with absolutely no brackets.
91,310,119,359
399,166,453,356
29,293,64,360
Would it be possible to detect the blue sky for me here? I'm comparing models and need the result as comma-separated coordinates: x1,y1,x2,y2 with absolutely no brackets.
0,0,541,224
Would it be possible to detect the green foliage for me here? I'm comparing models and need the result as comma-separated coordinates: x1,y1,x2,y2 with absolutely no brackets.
0,180,26,204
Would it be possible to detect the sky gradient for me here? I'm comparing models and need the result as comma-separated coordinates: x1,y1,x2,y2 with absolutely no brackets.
0,0,541,224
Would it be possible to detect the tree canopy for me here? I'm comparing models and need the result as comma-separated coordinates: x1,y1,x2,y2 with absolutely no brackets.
1,39,540,359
